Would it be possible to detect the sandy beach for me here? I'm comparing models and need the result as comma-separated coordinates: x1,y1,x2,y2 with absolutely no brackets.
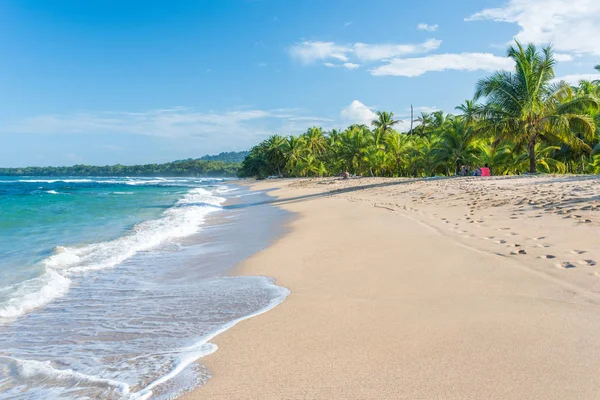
183,175,600,400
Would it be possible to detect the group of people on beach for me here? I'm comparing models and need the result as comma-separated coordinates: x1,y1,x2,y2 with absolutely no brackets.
459,164,491,177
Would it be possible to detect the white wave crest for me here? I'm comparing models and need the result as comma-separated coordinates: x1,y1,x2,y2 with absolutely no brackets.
0,187,225,320
17,179,93,183
0,269,71,319
215,186,238,194
45,188,225,274
0,356,144,399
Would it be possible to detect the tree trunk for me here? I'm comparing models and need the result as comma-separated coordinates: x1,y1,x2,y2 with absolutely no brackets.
527,139,536,174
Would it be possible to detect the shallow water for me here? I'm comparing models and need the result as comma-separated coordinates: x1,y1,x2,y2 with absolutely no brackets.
0,177,289,399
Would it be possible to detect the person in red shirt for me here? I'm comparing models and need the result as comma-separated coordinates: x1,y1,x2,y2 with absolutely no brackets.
480,163,491,176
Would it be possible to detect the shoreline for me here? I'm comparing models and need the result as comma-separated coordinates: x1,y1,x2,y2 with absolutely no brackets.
183,175,600,399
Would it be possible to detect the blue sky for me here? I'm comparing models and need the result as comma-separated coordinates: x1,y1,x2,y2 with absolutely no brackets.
1,0,599,167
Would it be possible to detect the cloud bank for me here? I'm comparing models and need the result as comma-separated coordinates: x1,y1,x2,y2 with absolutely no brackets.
467,0,600,56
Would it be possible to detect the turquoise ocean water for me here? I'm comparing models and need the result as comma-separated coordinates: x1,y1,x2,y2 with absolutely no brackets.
0,177,288,399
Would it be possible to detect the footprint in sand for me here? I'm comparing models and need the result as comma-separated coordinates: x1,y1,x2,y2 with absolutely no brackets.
557,262,577,269
579,260,597,266
540,254,556,259
571,250,587,255
498,227,511,231
495,239,507,244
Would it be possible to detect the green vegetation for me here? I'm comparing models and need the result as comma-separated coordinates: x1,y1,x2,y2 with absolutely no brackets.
0,159,240,177
238,42,600,179
199,151,249,163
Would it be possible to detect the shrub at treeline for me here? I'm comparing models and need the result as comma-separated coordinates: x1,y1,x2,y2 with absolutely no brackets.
238,42,600,179
0,159,240,177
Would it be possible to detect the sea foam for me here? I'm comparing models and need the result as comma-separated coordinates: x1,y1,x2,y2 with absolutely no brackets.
0,269,71,319
0,187,225,320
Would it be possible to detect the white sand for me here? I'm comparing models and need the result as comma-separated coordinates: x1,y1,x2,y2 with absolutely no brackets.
183,175,600,399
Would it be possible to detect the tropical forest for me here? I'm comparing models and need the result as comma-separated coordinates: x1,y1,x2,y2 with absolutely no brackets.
238,42,600,179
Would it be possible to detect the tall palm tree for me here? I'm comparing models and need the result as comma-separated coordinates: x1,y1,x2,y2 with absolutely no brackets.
475,41,599,173
284,135,306,174
414,112,433,136
435,118,476,174
430,110,446,129
303,127,327,156
340,125,372,175
371,111,400,136
455,100,479,127
386,132,410,176
265,135,287,176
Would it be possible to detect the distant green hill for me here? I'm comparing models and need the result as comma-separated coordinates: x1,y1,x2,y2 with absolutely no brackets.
0,154,247,177
199,151,249,163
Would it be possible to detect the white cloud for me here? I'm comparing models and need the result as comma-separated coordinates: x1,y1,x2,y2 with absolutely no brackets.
417,23,439,32
289,41,350,63
340,100,377,125
554,53,574,62
370,53,514,77
0,107,332,146
289,39,441,64
343,62,360,70
553,73,600,85
344,21,353,27
467,0,600,56
411,106,439,114
323,62,360,69
353,39,442,61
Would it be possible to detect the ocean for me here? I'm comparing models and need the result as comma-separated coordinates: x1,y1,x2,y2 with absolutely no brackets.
0,177,289,399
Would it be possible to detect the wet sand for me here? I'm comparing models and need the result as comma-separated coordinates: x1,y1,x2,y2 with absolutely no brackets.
183,175,600,400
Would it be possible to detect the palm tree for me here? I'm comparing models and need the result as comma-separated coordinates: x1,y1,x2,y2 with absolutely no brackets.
295,154,326,177
475,41,599,173
386,132,410,176
265,135,287,176
435,118,476,174
303,127,327,156
284,135,306,174
414,112,433,136
472,138,512,175
340,125,372,175
371,111,400,136
455,100,479,127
